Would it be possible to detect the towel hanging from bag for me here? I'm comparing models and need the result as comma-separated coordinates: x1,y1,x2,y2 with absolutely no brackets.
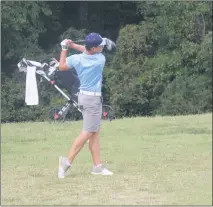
25,66,39,105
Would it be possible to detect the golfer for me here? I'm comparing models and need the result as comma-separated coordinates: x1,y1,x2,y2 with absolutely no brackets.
58,33,113,178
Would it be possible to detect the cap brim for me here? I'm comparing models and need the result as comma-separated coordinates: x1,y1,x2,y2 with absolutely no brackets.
99,38,106,46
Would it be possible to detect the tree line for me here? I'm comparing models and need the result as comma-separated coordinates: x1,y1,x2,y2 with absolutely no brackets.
1,1,212,122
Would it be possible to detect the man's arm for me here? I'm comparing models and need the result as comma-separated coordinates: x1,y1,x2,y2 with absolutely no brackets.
59,49,69,71
59,39,85,71
71,43,85,52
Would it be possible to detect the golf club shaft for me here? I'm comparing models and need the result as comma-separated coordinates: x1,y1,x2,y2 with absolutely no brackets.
73,40,84,43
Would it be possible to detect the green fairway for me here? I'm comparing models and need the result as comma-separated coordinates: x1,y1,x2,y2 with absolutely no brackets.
1,113,212,205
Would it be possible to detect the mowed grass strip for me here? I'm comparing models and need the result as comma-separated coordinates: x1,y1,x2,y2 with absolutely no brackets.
1,113,212,205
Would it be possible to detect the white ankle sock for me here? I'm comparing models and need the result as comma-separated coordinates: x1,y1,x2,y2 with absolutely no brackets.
94,163,102,168
65,158,71,166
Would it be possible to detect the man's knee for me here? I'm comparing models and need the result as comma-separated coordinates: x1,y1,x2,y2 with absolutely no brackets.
89,131,100,139
82,131,95,139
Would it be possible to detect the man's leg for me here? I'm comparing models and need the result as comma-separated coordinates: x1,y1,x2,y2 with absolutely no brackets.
89,130,113,176
67,130,94,164
58,130,93,179
88,131,101,166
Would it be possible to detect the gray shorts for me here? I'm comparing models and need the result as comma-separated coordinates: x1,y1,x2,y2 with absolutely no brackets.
78,93,102,132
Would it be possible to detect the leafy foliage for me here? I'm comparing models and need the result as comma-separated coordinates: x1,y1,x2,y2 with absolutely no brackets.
108,1,212,118
1,1,52,66
1,1,212,122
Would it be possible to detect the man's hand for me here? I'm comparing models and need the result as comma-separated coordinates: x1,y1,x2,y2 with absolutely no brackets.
60,39,74,51
60,39,85,52
59,39,72,70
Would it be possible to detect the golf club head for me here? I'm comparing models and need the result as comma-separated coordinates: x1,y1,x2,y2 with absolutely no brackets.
103,38,116,51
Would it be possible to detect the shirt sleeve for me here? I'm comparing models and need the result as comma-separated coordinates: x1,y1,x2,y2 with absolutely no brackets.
66,56,74,69
103,55,106,65
66,54,80,70
100,54,106,68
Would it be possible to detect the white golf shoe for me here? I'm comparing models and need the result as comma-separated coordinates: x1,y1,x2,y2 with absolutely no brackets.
91,164,113,175
58,156,70,179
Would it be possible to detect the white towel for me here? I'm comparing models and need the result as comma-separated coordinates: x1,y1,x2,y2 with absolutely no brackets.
25,66,39,105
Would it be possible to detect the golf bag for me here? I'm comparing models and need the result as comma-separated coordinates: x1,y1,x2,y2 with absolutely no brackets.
17,58,115,122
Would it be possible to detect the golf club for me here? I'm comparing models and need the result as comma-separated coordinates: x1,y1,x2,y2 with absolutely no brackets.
73,38,116,51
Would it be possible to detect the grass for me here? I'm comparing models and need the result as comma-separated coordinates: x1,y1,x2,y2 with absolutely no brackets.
1,113,212,205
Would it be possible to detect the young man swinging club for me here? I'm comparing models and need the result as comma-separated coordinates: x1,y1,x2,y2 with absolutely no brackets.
58,33,115,178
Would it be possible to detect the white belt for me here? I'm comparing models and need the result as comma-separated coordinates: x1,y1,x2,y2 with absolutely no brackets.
80,90,102,96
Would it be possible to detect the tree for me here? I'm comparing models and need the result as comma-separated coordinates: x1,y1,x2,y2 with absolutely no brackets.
1,1,52,74
108,1,212,117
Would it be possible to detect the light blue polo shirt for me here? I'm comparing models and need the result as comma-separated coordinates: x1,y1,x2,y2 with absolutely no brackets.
66,52,105,93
